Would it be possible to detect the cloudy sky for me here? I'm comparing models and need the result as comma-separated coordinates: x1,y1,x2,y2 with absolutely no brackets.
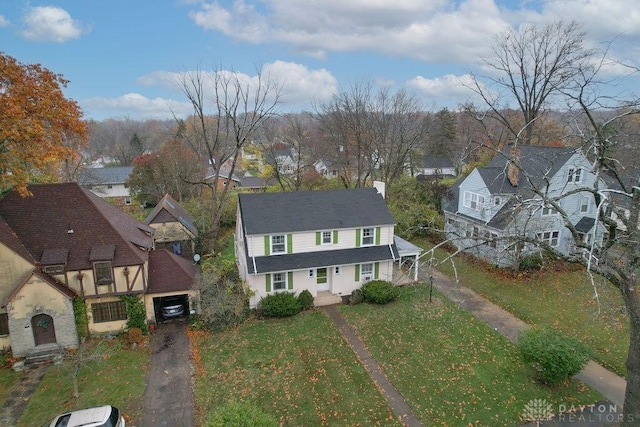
2,0,639,120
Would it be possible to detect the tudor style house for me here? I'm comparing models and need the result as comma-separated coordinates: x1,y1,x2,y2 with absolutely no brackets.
0,183,197,358
443,145,606,267
144,193,198,261
235,187,398,308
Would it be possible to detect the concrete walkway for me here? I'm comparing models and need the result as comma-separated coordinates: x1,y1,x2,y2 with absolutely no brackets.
323,305,423,427
0,363,49,427
423,268,627,408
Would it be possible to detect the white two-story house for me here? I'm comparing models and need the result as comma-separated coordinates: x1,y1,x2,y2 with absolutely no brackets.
443,145,606,267
235,187,398,308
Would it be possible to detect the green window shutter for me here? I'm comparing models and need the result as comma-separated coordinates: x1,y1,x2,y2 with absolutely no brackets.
355,264,360,281
356,229,361,247
316,231,321,245
265,274,271,292
264,236,270,256
287,271,294,290
287,234,293,254
375,227,381,245
333,230,338,244
374,262,379,279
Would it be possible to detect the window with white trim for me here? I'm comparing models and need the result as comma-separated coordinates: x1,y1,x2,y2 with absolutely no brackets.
360,263,373,281
272,272,286,290
537,230,560,246
568,168,582,183
580,196,590,213
542,206,557,216
463,191,485,211
271,235,286,254
361,228,374,246
322,231,333,245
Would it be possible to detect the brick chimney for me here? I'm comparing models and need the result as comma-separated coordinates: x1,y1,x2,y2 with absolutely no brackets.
507,146,520,187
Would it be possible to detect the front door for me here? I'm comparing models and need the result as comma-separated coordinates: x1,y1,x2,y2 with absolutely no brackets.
31,314,57,346
317,268,329,291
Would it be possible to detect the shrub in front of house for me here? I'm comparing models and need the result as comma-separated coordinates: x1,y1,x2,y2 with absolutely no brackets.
206,401,278,427
517,326,591,385
297,290,314,310
260,292,301,318
519,254,544,271
360,280,400,304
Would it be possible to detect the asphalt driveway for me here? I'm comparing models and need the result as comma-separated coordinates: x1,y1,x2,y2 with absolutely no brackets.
140,320,194,427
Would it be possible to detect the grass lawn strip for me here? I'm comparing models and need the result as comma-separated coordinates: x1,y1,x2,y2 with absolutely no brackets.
0,367,21,407
191,310,401,426
416,238,629,376
16,338,148,427
339,284,602,426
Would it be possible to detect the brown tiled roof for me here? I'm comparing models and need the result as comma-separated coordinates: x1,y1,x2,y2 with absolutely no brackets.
0,183,154,271
0,218,35,263
147,249,197,293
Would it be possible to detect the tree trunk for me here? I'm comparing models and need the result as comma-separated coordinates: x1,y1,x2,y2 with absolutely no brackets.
622,277,640,425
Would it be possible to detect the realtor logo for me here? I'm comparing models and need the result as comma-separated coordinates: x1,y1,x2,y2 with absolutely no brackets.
521,398,553,426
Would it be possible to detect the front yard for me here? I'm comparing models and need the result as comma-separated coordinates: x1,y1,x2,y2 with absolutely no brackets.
192,284,601,426
415,238,630,376
15,338,148,426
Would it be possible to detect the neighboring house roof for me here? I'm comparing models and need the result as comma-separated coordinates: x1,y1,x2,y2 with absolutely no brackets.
238,188,395,235
2,269,76,308
249,245,399,274
422,156,454,169
144,194,198,236
78,166,133,186
239,176,269,189
0,183,154,271
205,166,242,183
147,249,197,293
483,145,577,194
575,216,596,233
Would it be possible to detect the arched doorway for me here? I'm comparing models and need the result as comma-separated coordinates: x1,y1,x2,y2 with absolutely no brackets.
31,314,57,346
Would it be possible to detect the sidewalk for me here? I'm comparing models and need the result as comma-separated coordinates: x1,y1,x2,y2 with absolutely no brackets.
422,267,627,408
0,364,49,427
323,305,423,427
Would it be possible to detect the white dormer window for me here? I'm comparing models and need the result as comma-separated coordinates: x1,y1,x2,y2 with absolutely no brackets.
322,231,333,245
568,168,582,183
463,191,485,211
580,196,590,213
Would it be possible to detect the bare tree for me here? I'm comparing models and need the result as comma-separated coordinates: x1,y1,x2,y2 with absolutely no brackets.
465,19,640,424
178,66,282,251
467,20,592,147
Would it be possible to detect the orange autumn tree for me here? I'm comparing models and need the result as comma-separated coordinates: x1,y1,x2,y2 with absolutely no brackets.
0,53,87,196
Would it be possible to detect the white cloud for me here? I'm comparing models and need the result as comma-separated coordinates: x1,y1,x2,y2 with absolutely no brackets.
407,73,489,107
188,0,508,63
21,6,89,43
137,61,338,110
82,93,193,120
0,15,10,27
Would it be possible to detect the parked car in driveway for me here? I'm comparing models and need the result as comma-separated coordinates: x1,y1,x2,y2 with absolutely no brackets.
44,405,125,427
161,303,185,319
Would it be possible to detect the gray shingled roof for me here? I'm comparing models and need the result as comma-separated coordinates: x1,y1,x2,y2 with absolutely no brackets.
484,145,578,193
422,155,454,169
249,245,399,274
238,188,395,235
144,194,198,236
78,167,133,185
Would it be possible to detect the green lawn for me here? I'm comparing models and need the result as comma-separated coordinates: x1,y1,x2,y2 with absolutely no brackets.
193,290,601,426
415,238,629,376
191,311,402,426
17,338,148,427
339,285,601,426
0,366,21,407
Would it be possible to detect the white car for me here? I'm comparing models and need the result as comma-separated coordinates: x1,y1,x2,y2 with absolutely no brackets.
44,405,125,427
